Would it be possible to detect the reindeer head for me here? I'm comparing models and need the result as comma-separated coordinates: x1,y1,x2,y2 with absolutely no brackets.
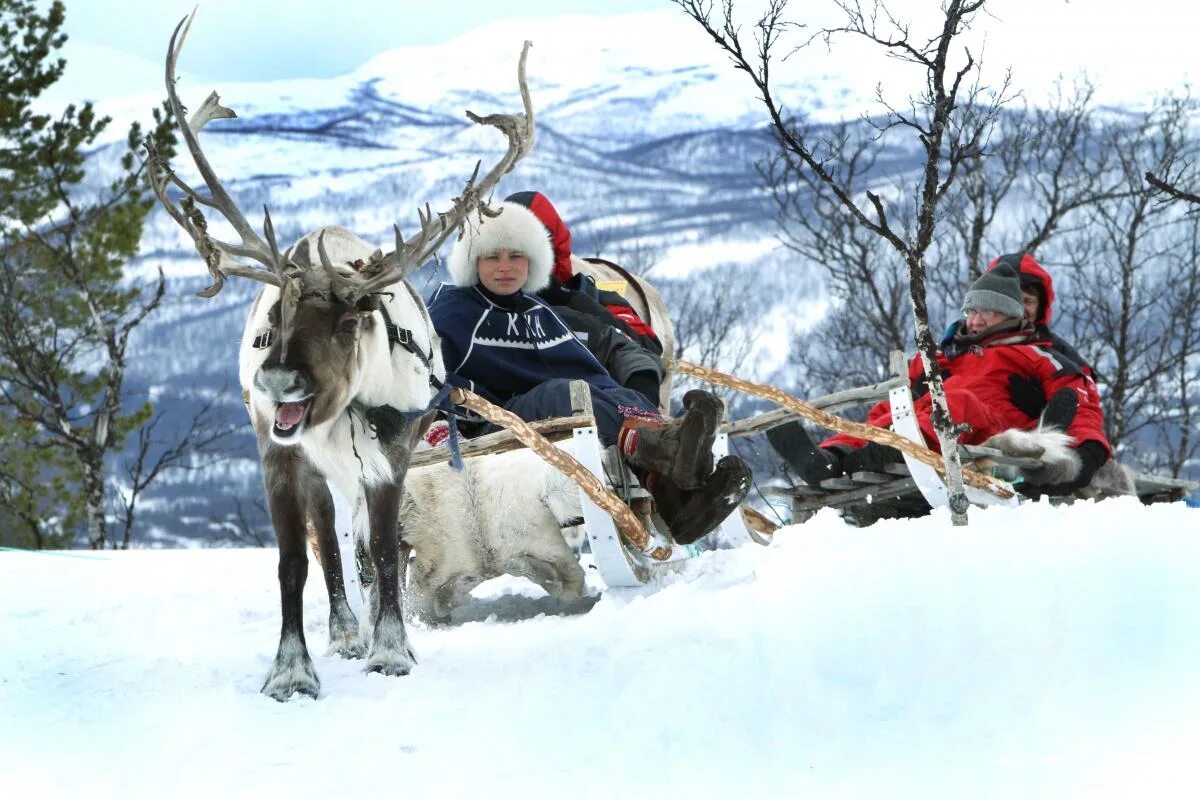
243,229,391,443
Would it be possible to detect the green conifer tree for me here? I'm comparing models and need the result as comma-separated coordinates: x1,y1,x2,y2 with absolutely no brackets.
0,0,178,549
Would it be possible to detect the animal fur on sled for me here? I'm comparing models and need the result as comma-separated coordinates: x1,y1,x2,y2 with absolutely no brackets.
400,448,586,624
979,427,1135,499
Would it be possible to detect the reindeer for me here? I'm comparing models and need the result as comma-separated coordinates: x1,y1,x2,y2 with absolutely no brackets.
145,12,534,700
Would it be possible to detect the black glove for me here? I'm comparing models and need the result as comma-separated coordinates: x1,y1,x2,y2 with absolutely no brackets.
625,372,661,407
1036,440,1108,495
1007,373,1047,419
1040,388,1078,431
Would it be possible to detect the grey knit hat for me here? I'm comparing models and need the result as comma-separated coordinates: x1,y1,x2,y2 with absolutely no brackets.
962,262,1023,319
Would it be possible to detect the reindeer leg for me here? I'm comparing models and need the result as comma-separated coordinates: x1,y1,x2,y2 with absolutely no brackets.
308,479,364,659
363,482,416,676
260,450,320,700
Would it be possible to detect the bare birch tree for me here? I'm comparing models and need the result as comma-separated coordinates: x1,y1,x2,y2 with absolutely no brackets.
674,0,1012,522
1061,95,1200,472
762,123,911,391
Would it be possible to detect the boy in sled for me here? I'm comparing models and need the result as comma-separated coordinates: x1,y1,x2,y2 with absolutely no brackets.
427,199,751,544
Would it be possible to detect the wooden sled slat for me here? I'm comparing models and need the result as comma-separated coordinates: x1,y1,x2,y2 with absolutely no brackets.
724,376,906,438
792,476,920,512
411,414,595,467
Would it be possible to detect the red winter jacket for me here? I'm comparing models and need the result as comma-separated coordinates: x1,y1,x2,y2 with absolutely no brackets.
824,329,1111,456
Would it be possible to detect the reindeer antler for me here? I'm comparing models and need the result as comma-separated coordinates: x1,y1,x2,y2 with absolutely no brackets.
145,11,535,303
352,40,536,301
145,11,292,298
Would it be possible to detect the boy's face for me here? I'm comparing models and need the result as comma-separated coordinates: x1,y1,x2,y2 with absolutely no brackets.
477,249,530,295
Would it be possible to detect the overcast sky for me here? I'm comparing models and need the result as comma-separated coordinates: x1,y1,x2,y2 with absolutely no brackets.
51,0,664,80
40,0,1199,108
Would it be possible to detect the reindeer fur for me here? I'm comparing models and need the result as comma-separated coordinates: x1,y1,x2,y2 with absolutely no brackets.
981,427,1082,486
401,448,586,624
240,226,445,699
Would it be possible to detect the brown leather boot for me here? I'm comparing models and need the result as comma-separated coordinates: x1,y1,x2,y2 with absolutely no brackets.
621,390,723,489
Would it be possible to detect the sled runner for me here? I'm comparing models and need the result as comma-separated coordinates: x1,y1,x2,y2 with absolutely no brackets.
773,438,1197,526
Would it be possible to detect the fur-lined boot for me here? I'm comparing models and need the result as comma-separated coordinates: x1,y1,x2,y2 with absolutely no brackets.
646,455,752,544
620,389,723,489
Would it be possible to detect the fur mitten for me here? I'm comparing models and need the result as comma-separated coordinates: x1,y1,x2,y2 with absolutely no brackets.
980,427,1082,486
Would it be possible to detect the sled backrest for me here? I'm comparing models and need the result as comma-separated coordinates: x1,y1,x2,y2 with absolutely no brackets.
572,255,675,411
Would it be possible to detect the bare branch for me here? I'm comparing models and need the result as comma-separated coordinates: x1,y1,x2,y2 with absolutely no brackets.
361,40,537,298
1146,170,1200,205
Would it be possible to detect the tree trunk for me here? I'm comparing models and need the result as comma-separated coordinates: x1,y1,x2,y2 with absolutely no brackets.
81,449,107,549
908,254,969,525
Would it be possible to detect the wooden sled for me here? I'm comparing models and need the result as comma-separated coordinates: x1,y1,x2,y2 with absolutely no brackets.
748,353,1199,525
408,380,766,590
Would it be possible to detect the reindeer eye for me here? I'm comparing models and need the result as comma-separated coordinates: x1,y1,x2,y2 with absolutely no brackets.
337,314,359,335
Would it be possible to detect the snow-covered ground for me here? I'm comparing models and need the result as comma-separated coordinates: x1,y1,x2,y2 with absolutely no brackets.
2,497,1198,799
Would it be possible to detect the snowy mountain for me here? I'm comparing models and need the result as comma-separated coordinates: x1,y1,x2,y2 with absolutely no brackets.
57,10,1195,545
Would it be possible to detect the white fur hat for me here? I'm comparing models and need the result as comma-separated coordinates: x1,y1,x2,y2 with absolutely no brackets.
446,201,554,292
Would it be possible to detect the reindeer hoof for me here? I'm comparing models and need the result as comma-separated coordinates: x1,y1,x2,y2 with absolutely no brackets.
261,660,320,702
328,604,363,659
328,618,366,660
365,642,417,677
331,639,368,660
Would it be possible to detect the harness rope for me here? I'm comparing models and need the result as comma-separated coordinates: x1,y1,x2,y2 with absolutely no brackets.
433,361,1015,560
448,387,669,561
666,358,1016,500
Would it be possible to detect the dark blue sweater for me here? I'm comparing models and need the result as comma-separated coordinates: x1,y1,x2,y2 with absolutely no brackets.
428,284,656,414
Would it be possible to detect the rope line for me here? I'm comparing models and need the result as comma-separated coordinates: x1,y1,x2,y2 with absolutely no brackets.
667,358,1015,500
449,387,670,561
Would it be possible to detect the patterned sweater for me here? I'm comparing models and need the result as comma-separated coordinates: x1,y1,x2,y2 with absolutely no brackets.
427,283,653,411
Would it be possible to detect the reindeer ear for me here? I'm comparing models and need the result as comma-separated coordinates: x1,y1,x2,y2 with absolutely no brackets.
356,294,381,313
